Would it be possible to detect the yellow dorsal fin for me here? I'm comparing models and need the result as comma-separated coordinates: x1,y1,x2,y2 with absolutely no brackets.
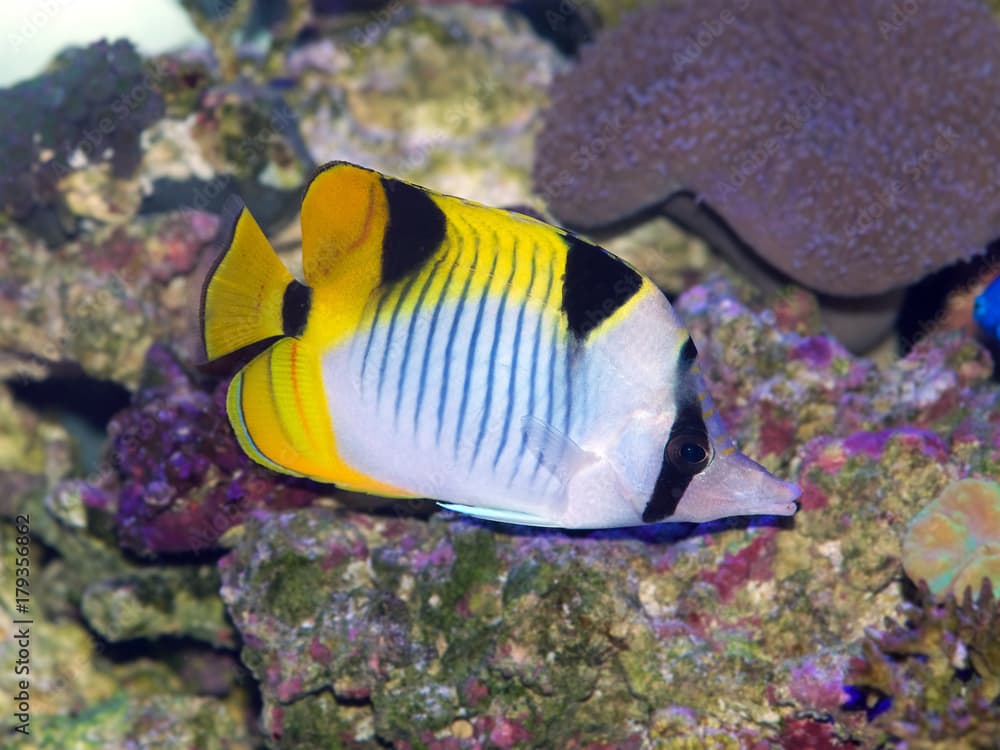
201,202,294,361
227,337,416,497
300,162,388,290
297,161,454,352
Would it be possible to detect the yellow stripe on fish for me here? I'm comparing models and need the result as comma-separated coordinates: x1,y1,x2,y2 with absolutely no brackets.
200,161,801,528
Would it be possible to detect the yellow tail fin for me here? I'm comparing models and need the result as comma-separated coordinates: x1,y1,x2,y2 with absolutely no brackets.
201,203,296,361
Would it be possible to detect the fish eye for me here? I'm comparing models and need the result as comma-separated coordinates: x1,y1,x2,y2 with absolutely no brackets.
666,432,711,475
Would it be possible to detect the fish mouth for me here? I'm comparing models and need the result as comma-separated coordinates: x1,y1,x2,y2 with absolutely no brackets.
668,447,801,523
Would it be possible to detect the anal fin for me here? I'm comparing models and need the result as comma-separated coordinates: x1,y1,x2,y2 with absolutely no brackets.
437,502,561,528
228,338,417,497
227,338,334,480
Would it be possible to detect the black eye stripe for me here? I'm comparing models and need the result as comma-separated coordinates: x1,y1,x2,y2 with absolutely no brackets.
642,396,711,523
679,336,698,372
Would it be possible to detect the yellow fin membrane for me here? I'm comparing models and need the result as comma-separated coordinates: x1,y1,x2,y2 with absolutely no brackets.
300,162,388,290
201,204,294,361
227,338,416,497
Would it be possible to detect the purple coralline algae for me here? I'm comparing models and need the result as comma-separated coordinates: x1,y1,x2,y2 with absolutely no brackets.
534,0,1000,297
107,345,319,555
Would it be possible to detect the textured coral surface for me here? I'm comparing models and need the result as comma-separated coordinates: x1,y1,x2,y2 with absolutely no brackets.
534,0,1000,296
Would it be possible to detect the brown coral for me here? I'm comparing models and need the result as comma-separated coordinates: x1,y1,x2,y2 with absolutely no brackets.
534,0,1000,296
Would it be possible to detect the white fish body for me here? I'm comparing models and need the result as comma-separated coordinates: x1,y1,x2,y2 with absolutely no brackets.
201,162,801,528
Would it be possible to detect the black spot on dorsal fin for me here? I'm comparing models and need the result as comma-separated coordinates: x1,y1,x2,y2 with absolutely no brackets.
282,280,311,337
380,177,447,286
561,235,643,341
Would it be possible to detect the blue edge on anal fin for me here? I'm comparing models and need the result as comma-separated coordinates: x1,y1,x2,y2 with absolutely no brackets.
437,502,561,528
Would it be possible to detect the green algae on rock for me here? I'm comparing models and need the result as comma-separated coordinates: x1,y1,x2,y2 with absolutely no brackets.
23,692,254,750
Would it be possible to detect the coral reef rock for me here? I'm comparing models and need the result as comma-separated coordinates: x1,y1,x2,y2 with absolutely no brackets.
106,345,321,555
0,38,164,241
846,583,1000,748
0,211,218,387
219,276,1000,747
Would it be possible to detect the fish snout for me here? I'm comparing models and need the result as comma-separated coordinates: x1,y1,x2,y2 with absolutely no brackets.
668,447,801,523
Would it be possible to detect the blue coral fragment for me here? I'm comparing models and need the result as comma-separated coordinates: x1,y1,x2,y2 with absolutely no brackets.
974,274,1000,342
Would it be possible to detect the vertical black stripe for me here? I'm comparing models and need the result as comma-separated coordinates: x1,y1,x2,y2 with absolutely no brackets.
562,341,573,436
530,254,558,480
414,251,458,437
376,272,421,408
395,259,442,427
679,336,698,372
437,221,479,444
359,291,390,396
641,337,706,521
454,246,499,457
517,248,553,481
281,280,312,337
643,401,709,522
474,238,517,465
545,307,558,432
496,249,535,470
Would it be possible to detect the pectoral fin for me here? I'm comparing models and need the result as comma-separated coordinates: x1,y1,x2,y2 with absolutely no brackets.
520,416,595,485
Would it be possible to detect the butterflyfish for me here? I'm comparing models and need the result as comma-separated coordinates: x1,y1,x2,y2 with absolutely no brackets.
200,161,801,528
